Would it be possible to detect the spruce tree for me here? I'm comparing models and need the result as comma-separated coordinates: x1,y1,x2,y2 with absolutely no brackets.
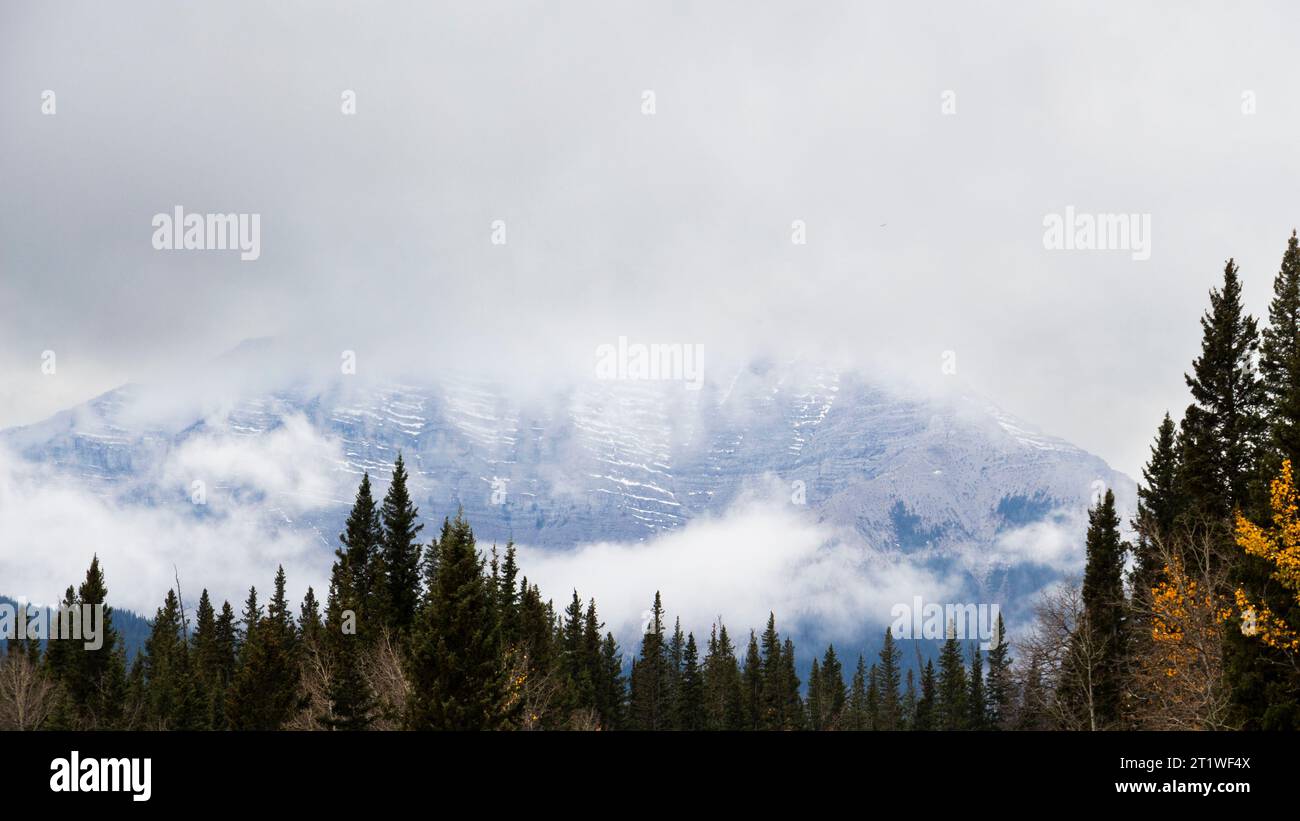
378,454,424,635
875,628,901,730
984,614,1013,730
1133,413,1183,604
914,659,937,731
1179,258,1265,519
1077,488,1128,728
1261,230,1300,468
846,656,868,730
676,633,706,730
628,592,672,730
937,621,968,730
819,644,845,729
407,513,508,730
741,631,763,730
702,623,743,731
967,645,987,730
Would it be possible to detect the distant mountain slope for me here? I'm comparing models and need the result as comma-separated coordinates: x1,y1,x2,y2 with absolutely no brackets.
0,348,1134,617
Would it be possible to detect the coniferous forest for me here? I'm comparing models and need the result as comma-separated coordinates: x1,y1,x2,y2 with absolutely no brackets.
6,236,1300,732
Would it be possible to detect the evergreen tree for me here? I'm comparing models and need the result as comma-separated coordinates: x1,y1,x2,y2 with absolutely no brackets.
741,631,763,730
1133,413,1183,605
937,622,968,730
378,454,424,635
758,613,784,729
702,623,743,731
818,644,846,729
1179,258,1266,519
336,473,382,634
1076,488,1128,728
807,659,824,730
846,655,868,730
780,637,803,730
875,628,901,730
407,513,508,730
628,592,672,730
985,614,1013,729
596,631,627,730
227,569,300,730
967,645,987,730
914,659,937,731
323,632,374,731
676,633,706,730
901,668,918,730
1261,230,1300,468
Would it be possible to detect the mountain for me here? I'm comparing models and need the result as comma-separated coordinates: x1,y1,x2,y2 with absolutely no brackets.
0,343,1135,635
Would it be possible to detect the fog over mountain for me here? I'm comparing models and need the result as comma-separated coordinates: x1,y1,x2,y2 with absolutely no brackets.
0,339,1133,652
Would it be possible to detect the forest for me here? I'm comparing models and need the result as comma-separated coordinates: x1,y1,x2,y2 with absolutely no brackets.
4,233,1300,731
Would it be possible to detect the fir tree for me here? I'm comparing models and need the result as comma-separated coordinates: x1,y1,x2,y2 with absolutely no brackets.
741,631,763,730
407,513,508,730
628,592,672,730
937,622,968,730
676,633,706,730
985,614,1013,729
378,454,424,635
967,645,987,730
846,656,869,731
1076,488,1128,728
818,644,846,729
914,659,937,731
1261,230,1300,468
1180,258,1266,519
875,628,902,730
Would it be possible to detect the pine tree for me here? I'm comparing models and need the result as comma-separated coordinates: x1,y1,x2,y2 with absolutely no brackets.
378,454,424,635
741,631,763,730
875,628,901,730
336,472,382,635
914,659,937,731
806,658,823,730
227,569,301,730
1133,414,1183,610
628,592,672,730
71,556,125,729
780,637,803,730
1261,231,1300,468
407,512,508,729
985,614,1013,729
937,621,968,730
702,623,743,731
818,645,845,729
1075,488,1128,729
323,632,374,731
865,663,880,730
595,629,626,730
967,645,987,730
758,613,784,729
846,656,868,730
901,668,918,730
676,633,706,730
1180,258,1266,519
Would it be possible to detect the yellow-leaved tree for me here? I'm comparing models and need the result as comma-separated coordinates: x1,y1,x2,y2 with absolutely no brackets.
1233,459,1300,656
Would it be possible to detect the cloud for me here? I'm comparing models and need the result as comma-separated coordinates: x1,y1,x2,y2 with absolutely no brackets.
0,416,346,616
516,481,961,652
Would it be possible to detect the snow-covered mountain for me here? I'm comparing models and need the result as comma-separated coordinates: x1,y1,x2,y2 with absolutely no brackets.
0,341,1134,623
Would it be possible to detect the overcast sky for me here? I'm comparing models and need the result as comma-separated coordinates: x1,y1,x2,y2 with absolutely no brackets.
3,1,1300,480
